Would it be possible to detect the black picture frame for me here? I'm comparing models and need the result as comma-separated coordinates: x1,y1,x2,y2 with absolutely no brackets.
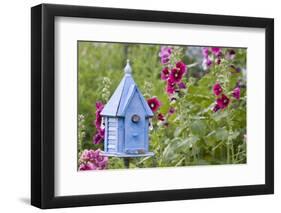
31,3,274,209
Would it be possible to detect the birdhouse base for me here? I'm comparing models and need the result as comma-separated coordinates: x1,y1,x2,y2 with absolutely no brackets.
101,151,154,158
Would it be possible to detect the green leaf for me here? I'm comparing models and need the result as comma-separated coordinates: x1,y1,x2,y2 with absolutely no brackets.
205,131,217,146
175,157,186,167
190,119,207,136
212,110,228,122
162,144,176,162
215,128,228,141
176,136,199,149
174,127,183,137
189,135,200,145
228,131,240,141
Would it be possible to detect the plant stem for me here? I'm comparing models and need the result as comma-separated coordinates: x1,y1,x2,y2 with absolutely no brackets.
226,141,230,164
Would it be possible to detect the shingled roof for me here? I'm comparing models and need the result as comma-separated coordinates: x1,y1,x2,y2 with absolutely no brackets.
100,60,154,117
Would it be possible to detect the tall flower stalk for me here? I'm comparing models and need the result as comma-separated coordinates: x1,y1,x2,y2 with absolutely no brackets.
78,114,86,153
101,77,112,102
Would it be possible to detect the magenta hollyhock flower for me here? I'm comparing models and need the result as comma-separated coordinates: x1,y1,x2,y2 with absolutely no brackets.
159,47,172,64
95,101,104,129
79,162,97,171
166,78,176,95
93,101,105,144
170,97,177,102
99,128,105,136
93,132,103,144
176,61,187,74
216,94,230,109
226,49,236,60
213,83,223,96
168,107,176,115
216,58,221,65
157,113,165,121
178,82,186,89
161,67,170,80
169,68,184,83
232,87,241,100
166,85,175,95
93,127,105,144
211,47,222,56
96,101,104,110
147,97,162,112
213,104,221,112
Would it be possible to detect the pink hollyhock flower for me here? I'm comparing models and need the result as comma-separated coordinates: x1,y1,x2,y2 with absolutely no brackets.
159,47,172,64
161,57,170,64
211,47,222,56
161,67,170,80
159,47,172,57
79,149,108,171
157,113,165,121
202,57,212,70
206,57,212,66
168,107,176,115
202,47,213,70
79,162,97,171
166,78,176,95
178,82,186,89
213,83,223,96
95,149,108,169
216,94,230,109
96,157,108,169
80,149,97,162
147,97,161,112
169,68,184,83
202,47,209,57
232,87,241,100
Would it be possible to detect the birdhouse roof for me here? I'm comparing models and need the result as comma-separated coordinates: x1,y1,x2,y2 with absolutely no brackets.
100,62,154,117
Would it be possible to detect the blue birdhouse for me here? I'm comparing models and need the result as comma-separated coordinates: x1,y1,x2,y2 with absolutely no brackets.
100,60,154,157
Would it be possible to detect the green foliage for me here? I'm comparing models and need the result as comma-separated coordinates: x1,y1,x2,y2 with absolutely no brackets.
78,42,247,169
